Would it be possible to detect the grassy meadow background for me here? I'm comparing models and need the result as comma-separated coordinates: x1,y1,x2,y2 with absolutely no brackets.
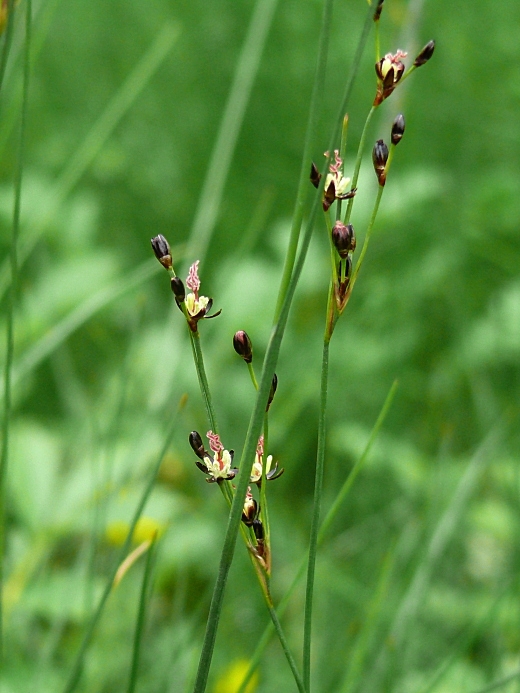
1,0,520,691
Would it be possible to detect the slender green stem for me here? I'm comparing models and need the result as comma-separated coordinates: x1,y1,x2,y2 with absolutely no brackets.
236,380,399,693
184,0,279,268
192,5,377,692
189,330,218,433
274,0,334,321
127,538,156,693
62,407,180,693
247,361,259,390
344,105,376,224
303,330,330,692
346,184,384,300
267,601,306,693
0,0,31,661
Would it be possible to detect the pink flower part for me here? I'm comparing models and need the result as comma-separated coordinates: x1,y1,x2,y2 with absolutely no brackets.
186,261,201,296
329,149,343,176
256,435,264,458
385,49,407,63
207,430,223,455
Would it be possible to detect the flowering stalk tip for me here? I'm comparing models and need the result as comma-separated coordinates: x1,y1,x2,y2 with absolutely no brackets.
414,40,435,67
184,260,221,331
233,330,253,363
372,139,389,186
151,234,172,270
189,430,237,483
374,50,407,105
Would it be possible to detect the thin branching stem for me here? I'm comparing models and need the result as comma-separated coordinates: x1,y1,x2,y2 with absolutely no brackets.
267,601,306,693
127,537,157,693
344,105,376,224
236,380,399,693
189,330,218,433
274,0,334,321
303,314,331,691
193,3,378,691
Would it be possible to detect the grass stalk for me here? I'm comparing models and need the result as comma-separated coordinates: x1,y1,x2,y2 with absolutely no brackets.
184,0,279,268
236,380,399,693
61,406,181,693
0,0,31,661
0,23,179,302
303,333,330,691
266,602,306,693
274,0,334,321
189,330,219,433
127,537,157,693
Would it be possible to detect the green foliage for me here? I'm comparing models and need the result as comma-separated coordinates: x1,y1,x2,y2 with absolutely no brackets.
1,0,520,691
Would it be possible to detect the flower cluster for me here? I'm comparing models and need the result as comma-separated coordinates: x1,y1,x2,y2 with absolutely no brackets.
374,50,407,105
250,436,283,485
310,150,356,212
150,235,221,332
189,430,237,483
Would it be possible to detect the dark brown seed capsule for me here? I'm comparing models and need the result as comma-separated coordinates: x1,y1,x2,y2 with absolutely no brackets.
413,40,435,67
391,114,405,145
332,221,356,259
233,330,253,363
310,162,321,189
170,276,185,303
150,234,172,269
252,519,264,541
189,431,205,459
372,139,389,186
374,0,384,21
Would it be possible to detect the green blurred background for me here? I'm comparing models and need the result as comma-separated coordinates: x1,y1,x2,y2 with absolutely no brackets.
1,0,520,691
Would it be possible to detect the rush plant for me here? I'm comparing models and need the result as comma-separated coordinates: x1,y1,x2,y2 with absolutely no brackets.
148,2,435,692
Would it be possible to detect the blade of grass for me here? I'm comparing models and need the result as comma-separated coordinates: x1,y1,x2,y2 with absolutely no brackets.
415,584,511,693
0,0,67,156
191,0,337,687
302,4,382,689
236,379,399,693
0,22,180,301
193,2,378,689
1,256,180,392
127,536,157,693
339,544,396,693
0,0,31,661
184,0,279,268
61,400,182,693
367,425,503,691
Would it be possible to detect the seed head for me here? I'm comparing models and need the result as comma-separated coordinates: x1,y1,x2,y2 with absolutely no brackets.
373,0,384,21
150,234,172,270
372,139,389,186
332,221,356,259
170,276,185,303
391,113,405,146
233,330,253,363
189,431,205,459
413,40,435,67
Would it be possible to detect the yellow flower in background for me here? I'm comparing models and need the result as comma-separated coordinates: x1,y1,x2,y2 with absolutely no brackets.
213,659,258,693
105,516,166,546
